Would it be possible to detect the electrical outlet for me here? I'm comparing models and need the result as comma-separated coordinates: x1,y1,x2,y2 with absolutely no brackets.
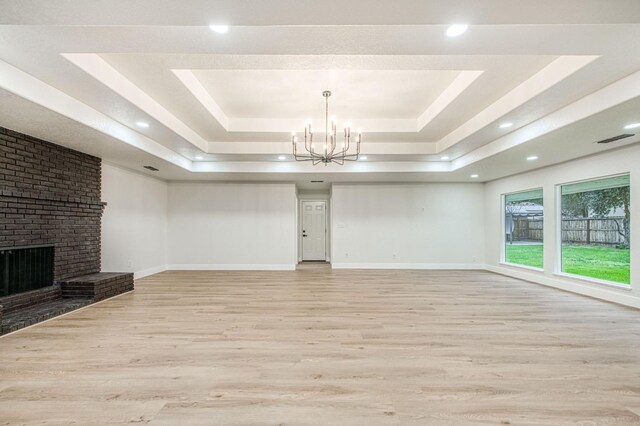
126,260,132,268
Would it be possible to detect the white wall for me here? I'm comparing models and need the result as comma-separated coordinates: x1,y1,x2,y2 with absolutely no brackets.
101,163,168,278
484,144,640,308
331,183,485,268
167,182,297,270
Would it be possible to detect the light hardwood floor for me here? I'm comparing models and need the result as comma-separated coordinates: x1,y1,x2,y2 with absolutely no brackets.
1,268,640,425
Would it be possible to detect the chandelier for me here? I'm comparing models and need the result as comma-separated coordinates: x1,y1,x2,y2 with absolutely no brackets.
292,91,362,165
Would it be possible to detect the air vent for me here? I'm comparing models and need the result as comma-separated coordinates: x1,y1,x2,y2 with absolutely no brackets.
143,165,159,171
595,133,635,144
310,180,324,183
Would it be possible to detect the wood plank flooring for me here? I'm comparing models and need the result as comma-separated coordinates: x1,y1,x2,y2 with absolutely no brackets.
1,268,640,425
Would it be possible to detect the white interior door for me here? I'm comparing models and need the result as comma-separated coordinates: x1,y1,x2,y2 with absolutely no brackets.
302,201,326,261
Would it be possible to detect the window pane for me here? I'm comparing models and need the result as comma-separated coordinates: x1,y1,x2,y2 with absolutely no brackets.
505,189,544,268
560,175,631,285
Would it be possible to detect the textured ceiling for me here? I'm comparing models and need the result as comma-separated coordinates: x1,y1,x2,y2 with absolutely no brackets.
0,0,639,184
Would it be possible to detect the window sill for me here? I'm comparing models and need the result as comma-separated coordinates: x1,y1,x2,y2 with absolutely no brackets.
554,272,632,291
500,262,544,273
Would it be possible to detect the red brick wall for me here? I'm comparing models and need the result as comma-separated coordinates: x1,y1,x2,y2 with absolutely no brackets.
0,126,103,280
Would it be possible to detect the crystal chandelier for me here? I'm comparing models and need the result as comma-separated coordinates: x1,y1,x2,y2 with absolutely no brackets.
292,91,362,165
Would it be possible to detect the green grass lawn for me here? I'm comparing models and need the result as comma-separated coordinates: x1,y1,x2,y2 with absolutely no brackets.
505,244,630,285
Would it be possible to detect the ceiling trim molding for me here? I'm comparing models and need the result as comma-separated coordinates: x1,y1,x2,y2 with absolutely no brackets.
452,69,640,171
189,160,452,174
226,118,418,133
63,53,209,152
207,141,439,155
64,52,598,157
0,58,193,170
436,55,599,152
417,70,483,130
178,69,482,133
172,69,229,130
2,55,636,178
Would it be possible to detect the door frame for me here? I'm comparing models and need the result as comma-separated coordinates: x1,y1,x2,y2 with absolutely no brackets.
298,199,330,263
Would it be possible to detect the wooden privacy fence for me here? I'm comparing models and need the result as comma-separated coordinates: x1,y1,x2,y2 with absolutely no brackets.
510,217,627,245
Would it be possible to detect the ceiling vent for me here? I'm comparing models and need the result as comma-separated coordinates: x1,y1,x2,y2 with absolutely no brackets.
595,133,635,144
310,180,325,183
143,165,159,171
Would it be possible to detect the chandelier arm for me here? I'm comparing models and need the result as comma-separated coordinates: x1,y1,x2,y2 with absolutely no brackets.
292,90,363,165
342,143,361,160
306,132,313,154
343,133,350,155
294,150,320,160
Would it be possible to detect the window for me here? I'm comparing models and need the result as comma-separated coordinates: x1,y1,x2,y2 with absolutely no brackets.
560,175,631,285
504,189,544,268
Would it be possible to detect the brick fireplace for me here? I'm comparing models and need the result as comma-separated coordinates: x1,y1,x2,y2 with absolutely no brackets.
0,126,103,277
0,126,133,334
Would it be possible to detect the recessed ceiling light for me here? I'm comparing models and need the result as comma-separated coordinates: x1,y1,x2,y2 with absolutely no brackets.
624,122,640,130
446,24,468,37
195,156,204,160
135,121,149,128
499,122,513,129
209,24,229,34
360,156,368,160
440,155,450,160
470,174,479,178
278,155,286,160
526,155,539,161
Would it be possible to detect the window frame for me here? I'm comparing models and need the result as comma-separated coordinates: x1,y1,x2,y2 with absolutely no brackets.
501,187,545,271
554,173,631,289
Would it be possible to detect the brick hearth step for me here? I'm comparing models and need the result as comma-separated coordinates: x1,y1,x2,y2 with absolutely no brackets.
1,298,92,335
59,272,134,302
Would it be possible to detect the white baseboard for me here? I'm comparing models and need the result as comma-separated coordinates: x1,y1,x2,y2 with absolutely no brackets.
485,264,640,309
166,264,296,271
134,265,168,279
331,263,482,270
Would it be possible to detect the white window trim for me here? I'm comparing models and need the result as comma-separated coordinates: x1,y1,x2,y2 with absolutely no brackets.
501,187,544,269
555,173,631,289
554,271,632,291
500,261,544,273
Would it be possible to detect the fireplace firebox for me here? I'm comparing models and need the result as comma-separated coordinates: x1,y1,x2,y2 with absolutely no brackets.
0,245,54,297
